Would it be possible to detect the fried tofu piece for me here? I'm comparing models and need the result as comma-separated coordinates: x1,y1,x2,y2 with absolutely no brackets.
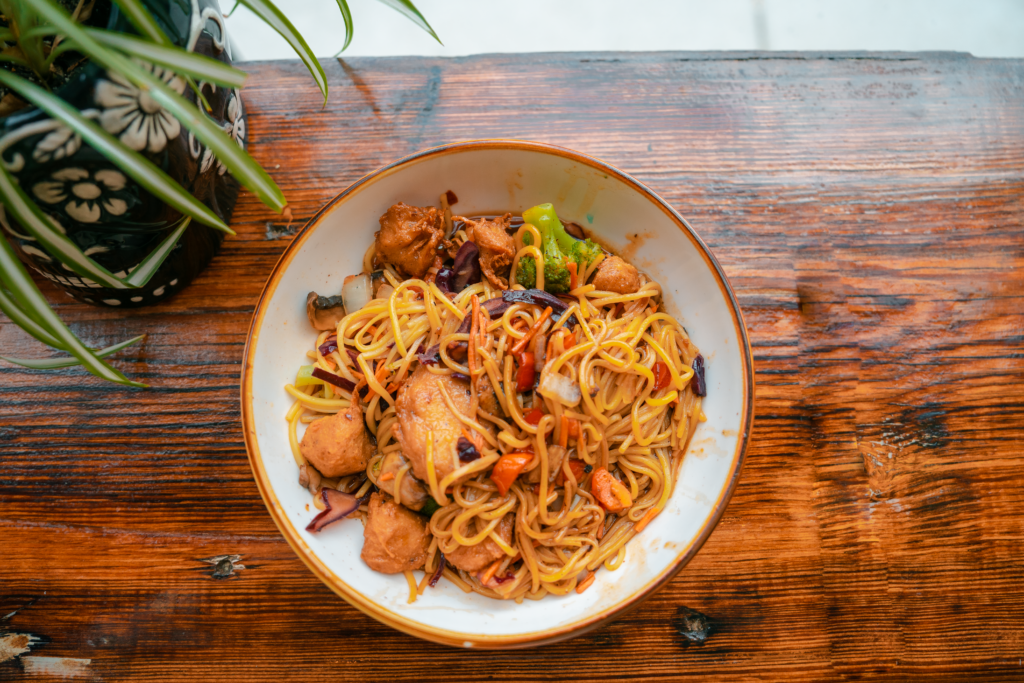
446,513,515,573
376,451,430,511
375,202,445,279
361,492,430,574
393,366,494,485
461,213,516,289
299,402,373,478
591,255,641,294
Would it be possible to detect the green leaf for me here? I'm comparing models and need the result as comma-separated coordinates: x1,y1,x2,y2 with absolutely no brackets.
0,235,145,387
124,216,190,288
109,0,172,45
335,0,354,53
374,0,441,44
85,29,247,88
0,69,233,234
0,54,30,68
237,0,328,105
0,287,64,349
0,162,129,289
33,0,288,214
20,25,60,39
0,334,145,369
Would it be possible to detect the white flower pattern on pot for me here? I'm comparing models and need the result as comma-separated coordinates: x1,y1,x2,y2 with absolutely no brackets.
190,88,245,175
32,167,130,223
218,89,245,175
33,125,82,164
95,61,186,153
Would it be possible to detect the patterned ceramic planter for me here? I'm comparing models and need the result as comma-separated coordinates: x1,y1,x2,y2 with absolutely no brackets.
0,0,244,307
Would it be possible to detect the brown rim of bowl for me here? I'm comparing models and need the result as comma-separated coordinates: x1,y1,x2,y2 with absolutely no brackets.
241,139,755,649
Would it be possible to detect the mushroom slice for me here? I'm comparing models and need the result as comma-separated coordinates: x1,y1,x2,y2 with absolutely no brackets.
306,291,345,331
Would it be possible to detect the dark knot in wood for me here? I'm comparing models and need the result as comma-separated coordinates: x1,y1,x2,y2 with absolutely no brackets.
674,606,713,646
200,555,245,579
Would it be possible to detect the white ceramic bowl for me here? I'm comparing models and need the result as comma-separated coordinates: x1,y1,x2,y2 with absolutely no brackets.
241,140,753,648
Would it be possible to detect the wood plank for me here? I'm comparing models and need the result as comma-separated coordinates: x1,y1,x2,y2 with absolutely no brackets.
1,51,1022,681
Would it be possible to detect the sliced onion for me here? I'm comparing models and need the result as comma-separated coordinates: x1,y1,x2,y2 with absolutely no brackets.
311,367,356,392
376,284,395,301
342,273,372,314
451,241,481,292
455,297,504,334
318,336,338,356
418,344,441,365
563,221,586,240
428,552,446,587
435,266,455,296
537,369,581,406
692,354,707,397
499,289,579,328
305,488,360,532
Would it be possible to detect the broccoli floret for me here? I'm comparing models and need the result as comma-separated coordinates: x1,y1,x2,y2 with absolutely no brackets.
516,253,536,288
519,203,575,293
569,238,602,273
515,234,571,293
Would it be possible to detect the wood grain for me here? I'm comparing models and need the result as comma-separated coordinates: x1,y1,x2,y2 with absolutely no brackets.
1,51,1023,681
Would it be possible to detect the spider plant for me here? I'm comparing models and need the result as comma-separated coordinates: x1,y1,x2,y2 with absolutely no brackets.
0,0,438,387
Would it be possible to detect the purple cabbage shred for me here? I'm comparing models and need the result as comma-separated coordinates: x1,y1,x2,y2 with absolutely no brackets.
428,552,446,587
311,366,356,392
456,436,480,462
451,241,482,292
692,354,707,397
305,488,361,532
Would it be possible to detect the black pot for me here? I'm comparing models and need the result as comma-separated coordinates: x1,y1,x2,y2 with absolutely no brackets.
0,0,244,308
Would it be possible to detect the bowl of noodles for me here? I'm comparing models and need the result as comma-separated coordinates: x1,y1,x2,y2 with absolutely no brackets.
241,140,753,648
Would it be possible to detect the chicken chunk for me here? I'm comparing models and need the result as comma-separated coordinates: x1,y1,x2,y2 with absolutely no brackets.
452,370,503,418
591,255,641,294
361,492,430,574
376,451,430,511
446,513,515,573
375,202,445,279
460,214,516,289
299,402,373,478
393,366,494,484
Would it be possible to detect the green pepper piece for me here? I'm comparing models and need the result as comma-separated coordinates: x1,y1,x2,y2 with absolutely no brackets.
295,364,325,387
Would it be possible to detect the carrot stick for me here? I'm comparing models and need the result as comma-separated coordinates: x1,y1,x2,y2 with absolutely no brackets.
634,507,660,533
568,261,578,291
379,471,395,482
362,360,391,400
511,306,553,356
480,558,502,585
575,571,596,594
469,295,480,377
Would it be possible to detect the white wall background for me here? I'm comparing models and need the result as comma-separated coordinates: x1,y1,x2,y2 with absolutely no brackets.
225,0,1024,61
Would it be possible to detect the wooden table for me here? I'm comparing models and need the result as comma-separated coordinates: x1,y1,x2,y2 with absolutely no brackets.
2,51,1022,681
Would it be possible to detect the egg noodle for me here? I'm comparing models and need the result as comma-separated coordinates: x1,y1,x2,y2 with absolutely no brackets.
286,222,705,602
